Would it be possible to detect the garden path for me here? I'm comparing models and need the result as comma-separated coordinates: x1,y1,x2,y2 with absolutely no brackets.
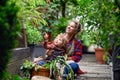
75,53,112,80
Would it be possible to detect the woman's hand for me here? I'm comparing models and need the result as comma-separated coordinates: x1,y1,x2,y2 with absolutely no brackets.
67,57,72,60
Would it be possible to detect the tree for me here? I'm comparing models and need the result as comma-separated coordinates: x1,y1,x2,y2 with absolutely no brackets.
17,0,47,45
0,0,20,79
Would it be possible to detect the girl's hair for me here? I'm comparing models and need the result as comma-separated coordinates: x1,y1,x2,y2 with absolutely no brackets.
54,33,67,53
55,33,67,47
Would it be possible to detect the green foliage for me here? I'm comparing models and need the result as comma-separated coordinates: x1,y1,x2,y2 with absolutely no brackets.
46,56,74,80
13,75,22,80
17,0,47,27
13,75,29,80
32,0,120,48
20,60,35,78
2,71,29,80
16,0,48,44
21,56,74,80
75,0,120,50
2,71,11,80
75,0,120,62
52,18,69,38
39,0,78,39
47,0,120,62
38,1,60,34
26,23,43,44
0,0,21,79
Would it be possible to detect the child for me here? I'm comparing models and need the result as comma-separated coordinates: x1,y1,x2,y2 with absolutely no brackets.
45,33,67,80
33,33,66,80
44,33,66,62
33,33,66,61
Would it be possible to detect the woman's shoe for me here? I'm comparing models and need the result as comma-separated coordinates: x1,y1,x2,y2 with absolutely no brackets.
77,69,87,75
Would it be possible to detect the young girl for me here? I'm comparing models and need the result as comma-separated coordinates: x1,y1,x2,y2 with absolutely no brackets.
33,33,66,80
33,33,66,62
44,33,66,62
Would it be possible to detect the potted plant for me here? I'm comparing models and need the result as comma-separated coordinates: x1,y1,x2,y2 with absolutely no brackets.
25,22,45,61
77,0,117,64
20,56,74,80
90,27,109,64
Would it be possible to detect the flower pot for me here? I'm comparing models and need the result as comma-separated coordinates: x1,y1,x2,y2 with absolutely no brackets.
31,67,50,78
95,48,106,64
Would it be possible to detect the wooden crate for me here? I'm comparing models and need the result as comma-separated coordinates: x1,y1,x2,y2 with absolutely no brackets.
31,68,50,78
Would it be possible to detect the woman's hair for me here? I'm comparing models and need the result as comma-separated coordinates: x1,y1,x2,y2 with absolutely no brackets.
68,20,82,33
67,20,82,40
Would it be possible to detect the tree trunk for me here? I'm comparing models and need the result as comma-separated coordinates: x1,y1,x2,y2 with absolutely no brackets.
62,1,66,17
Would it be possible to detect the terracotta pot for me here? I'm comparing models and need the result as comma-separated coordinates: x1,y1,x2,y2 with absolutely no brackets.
95,48,106,64
31,67,50,78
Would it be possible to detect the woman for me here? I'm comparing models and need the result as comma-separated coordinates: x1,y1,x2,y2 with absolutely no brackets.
63,20,86,76
41,20,86,79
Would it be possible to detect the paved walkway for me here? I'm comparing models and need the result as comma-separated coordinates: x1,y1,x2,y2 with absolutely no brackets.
75,53,112,80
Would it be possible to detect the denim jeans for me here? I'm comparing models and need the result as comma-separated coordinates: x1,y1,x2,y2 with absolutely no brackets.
64,62,79,74
38,60,45,66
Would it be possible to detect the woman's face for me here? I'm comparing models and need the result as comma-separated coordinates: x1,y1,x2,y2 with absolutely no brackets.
66,21,77,34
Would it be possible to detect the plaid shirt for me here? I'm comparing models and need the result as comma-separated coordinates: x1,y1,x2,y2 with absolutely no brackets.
67,38,82,62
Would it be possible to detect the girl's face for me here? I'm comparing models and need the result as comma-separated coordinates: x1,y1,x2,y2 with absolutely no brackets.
54,36,63,47
66,21,77,34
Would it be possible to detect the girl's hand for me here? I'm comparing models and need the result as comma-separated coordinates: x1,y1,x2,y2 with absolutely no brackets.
44,33,49,41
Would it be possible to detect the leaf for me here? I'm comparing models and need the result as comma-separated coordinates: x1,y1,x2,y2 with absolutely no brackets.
116,56,120,59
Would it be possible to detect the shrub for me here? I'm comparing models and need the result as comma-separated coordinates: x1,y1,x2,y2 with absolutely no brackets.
0,0,21,79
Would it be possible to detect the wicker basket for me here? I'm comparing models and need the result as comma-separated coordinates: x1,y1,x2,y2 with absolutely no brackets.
31,67,50,78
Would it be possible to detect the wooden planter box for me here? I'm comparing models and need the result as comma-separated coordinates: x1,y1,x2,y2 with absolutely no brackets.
31,67,50,78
